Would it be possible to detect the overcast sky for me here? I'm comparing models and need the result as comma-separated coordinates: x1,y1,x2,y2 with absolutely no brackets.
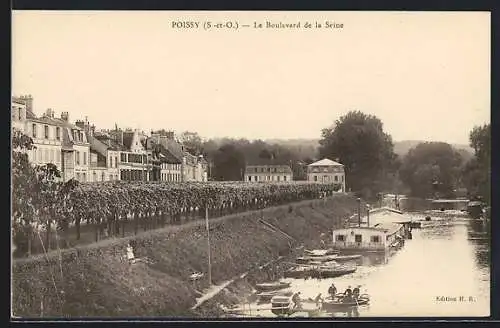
12,11,490,144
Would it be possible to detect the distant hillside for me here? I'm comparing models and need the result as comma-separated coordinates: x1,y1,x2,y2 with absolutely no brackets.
264,138,474,162
265,138,320,160
393,140,474,160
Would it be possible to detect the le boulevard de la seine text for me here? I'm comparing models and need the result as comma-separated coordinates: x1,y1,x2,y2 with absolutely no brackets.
171,20,344,31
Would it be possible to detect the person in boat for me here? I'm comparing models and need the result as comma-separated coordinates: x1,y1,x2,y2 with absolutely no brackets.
328,283,337,298
343,286,353,303
314,293,324,306
352,285,361,300
292,292,302,309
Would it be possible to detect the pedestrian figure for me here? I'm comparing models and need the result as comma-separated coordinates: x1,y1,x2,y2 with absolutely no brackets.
353,285,361,300
328,283,337,298
344,286,353,303
292,292,302,309
314,293,323,307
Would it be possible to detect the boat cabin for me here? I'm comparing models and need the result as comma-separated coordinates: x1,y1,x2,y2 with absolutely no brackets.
331,222,405,252
431,199,469,211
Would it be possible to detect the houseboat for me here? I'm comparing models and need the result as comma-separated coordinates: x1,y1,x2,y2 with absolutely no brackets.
331,222,406,253
467,200,483,219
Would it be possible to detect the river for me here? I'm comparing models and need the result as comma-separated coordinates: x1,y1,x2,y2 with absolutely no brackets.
231,211,490,318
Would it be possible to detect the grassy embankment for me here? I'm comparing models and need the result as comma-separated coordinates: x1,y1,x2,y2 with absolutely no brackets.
12,194,359,318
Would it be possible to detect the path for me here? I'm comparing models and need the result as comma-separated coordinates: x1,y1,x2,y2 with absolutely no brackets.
191,256,285,310
15,196,342,264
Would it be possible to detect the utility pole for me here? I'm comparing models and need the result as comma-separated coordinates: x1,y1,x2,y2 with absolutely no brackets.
366,204,371,227
357,198,361,227
205,205,212,286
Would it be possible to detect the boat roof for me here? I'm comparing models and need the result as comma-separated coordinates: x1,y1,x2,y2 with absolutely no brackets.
334,223,403,235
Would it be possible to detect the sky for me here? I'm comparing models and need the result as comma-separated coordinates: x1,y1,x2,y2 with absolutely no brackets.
12,11,490,144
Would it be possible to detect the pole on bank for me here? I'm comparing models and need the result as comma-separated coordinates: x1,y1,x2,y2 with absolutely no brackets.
205,205,212,286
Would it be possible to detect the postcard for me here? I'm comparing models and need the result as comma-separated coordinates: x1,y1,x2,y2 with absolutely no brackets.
11,10,491,319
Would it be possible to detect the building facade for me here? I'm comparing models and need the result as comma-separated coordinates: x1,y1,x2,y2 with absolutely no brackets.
331,223,405,252
79,120,121,182
244,164,293,182
307,158,346,192
11,95,91,182
147,130,207,182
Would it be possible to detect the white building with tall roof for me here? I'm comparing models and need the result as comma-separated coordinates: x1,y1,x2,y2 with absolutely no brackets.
306,158,346,192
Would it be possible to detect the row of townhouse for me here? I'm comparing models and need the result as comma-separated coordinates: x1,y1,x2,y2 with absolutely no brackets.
11,95,208,183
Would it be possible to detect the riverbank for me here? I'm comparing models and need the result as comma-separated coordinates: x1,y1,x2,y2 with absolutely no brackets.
12,194,360,318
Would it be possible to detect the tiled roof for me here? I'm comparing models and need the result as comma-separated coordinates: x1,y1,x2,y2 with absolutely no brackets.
245,164,292,174
122,131,134,150
94,134,127,151
159,145,182,164
247,158,292,166
308,158,343,166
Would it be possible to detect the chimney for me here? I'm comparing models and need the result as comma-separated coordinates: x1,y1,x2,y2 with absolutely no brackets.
45,108,55,118
21,95,34,113
61,111,69,122
75,120,85,129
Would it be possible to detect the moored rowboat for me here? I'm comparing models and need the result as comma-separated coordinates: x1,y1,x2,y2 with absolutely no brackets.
321,293,370,310
256,290,293,303
304,249,340,256
255,281,291,292
331,254,362,262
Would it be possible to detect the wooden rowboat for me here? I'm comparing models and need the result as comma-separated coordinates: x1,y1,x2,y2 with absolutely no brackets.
304,249,340,256
321,294,370,310
256,290,293,303
255,281,291,292
332,254,362,262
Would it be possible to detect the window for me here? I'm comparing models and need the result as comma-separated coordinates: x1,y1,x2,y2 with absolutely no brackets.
277,176,280,182
284,175,287,181
56,127,60,140
342,175,344,182
93,172,97,182
18,108,22,120
44,125,49,139
76,151,80,165
248,176,252,181
336,235,345,242
335,175,338,182
121,153,127,162
109,156,113,168
314,175,318,182
115,156,118,168
32,124,37,138
371,236,381,243
76,173,80,181
83,152,87,165
355,234,362,243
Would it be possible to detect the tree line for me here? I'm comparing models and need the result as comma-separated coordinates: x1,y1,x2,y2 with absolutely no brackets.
178,110,489,203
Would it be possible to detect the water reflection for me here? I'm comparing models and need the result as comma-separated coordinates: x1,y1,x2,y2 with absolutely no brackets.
231,211,490,318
